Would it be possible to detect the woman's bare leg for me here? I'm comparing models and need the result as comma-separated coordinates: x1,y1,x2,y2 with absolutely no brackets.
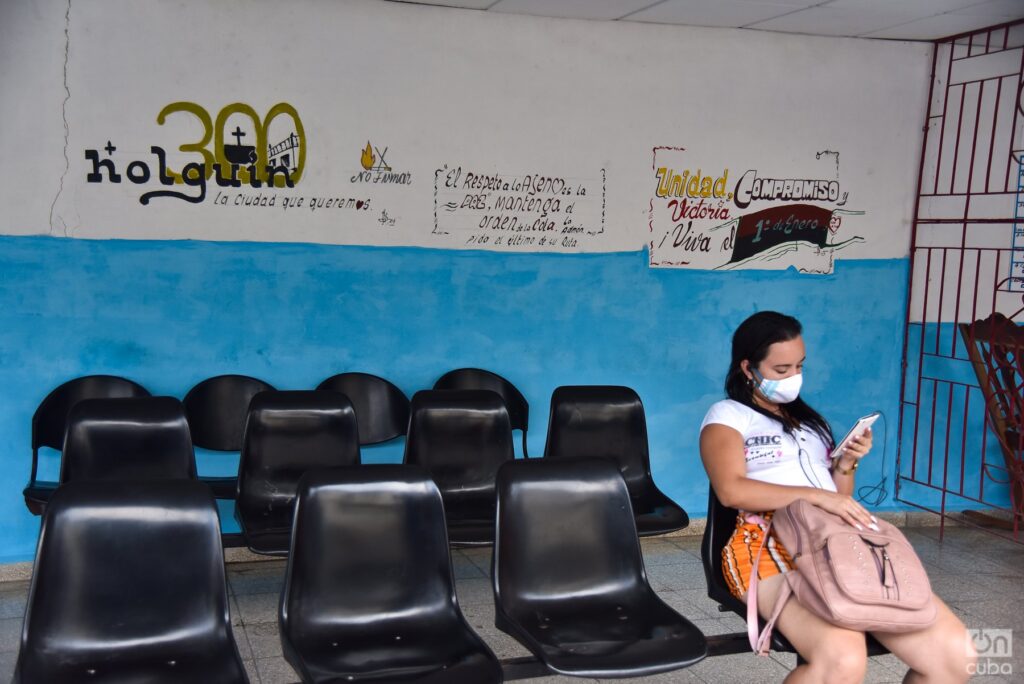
869,596,977,683
739,573,867,684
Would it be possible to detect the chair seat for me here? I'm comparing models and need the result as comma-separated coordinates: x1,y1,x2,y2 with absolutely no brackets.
17,646,248,683
23,482,57,514
292,626,501,683
498,597,706,677
632,487,688,536
240,526,291,556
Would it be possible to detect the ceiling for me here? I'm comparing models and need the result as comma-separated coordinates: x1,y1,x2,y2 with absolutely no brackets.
385,0,1024,41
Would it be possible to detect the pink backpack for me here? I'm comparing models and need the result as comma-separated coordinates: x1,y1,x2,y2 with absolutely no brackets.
747,499,937,656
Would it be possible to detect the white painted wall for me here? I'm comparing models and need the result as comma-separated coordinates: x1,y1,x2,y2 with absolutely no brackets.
2,0,930,271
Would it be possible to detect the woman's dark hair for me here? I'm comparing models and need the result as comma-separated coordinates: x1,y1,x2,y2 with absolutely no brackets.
726,311,834,447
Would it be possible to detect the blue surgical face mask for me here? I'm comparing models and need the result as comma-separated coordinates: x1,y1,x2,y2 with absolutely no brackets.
752,368,803,404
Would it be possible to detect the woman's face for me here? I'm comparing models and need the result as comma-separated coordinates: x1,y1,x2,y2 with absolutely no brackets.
744,335,805,381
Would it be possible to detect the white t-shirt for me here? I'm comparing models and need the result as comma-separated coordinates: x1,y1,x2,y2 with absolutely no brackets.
700,399,838,493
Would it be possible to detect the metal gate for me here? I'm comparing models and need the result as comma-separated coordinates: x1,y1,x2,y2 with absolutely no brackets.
898,20,1024,542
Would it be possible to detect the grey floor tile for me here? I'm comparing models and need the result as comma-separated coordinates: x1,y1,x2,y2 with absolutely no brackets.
0,650,17,683
230,594,245,627
451,551,487,579
0,618,22,653
645,562,709,593
232,625,254,661
688,616,748,637
686,650,792,683
235,592,281,626
473,625,532,660
242,658,260,684
245,621,284,659
596,666,705,683
642,540,702,567
461,600,497,632
929,573,1005,603
454,577,495,606
255,656,301,684
659,589,727,620
229,561,287,596
461,547,493,574
0,583,28,621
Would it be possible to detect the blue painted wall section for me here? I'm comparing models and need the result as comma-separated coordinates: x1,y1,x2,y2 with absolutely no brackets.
898,322,1014,513
0,236,919,563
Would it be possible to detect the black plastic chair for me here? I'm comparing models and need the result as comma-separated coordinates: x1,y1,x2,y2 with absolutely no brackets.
183,374,276,499
13,480,248,683
316,372,410,445
236,390,361,555
543,385,688,536
25,375,150,514
59,396,197,484
493,458,707,678
404,389,514,545
280,466,503,683
700,485,889,658
433,368,530,458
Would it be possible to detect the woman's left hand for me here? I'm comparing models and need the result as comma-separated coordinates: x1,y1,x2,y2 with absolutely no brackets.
841,426,873,462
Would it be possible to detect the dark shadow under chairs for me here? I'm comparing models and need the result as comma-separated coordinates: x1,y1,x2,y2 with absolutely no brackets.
543,385,688,536
280,465,503,684
183,374,276,499
433,368,531,458
59,396,196,484
700,485,889,659
13,480,249,683
404,389,514,545
25,374,150,514
492,457,707,678
236,390,361,555
316,372,410,446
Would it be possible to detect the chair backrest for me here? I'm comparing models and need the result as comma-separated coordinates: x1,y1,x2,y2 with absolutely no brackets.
282,466,460,645
60,396,196,484
404,389,514,500
236,391,361,543
316,372,409,445
433,368,529,432
15,480,243,682
32,375,150,452
959,313,1024,464
494,458,648,613
699,485,745,613
183,374,276,451
543,385,653,493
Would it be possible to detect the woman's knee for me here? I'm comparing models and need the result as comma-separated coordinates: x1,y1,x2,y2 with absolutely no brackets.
804,634,867,683
936,622,977,681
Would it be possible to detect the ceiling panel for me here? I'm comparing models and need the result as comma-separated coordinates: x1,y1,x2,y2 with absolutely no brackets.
625,0,801,27
490,0,662,21
951,0,1024,17
749,6,923,35
381,0,1024,41
823,0,987,14
864,12,1019,39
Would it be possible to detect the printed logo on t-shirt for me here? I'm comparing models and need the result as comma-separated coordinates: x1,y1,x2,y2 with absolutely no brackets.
744,434,783,463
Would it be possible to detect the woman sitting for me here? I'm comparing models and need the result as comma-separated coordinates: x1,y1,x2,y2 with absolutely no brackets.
700,310,976,684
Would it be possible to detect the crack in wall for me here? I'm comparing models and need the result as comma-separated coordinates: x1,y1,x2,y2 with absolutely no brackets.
48,0,71,237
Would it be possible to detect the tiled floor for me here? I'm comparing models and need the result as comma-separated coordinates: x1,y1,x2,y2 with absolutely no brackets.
1,526,1022,683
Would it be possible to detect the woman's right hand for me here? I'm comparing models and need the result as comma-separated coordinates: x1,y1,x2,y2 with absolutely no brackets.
809,490,879,531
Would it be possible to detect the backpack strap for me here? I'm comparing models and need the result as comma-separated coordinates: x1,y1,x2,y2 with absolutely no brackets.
745,513,794,656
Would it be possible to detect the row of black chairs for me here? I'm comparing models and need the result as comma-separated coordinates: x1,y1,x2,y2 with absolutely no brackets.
15,460,706,683
25,369,528,513
23,384,686,552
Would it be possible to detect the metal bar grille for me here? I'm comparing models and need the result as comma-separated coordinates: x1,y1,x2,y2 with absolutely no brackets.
898,20,1024,544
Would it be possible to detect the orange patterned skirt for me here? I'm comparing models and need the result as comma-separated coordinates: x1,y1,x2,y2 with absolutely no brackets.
721,509,796,601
